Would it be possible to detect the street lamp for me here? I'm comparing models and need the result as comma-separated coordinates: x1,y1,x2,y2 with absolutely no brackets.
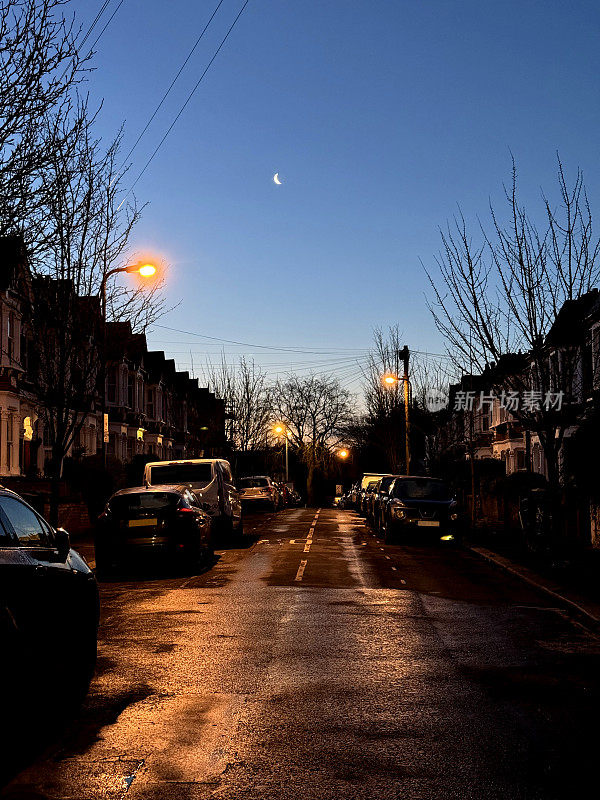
338,449,349,459
382,346,411,475
274,424,289,483
100,261,158,466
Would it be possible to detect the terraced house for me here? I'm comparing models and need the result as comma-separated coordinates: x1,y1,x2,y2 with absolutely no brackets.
0,237,225,480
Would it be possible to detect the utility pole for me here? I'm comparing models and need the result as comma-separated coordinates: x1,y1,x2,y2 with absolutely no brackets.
400,345,410,475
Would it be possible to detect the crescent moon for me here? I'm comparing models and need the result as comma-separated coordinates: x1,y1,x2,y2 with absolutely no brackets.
273,172,282,185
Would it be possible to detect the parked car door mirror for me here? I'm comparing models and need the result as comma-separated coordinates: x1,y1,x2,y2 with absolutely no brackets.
54,527,71,561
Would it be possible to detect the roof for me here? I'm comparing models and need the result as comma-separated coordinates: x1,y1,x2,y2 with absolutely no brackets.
0,236,29,293
111,485,190,497
546,290,600,348
144,458,225,467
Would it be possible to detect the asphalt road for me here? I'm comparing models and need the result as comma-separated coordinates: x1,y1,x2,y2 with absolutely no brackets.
3,507,600,800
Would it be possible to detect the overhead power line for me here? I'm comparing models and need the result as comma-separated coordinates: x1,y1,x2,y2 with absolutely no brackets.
124,0,250,197
86,0,124,54
121,0,226,167
79,0,112,50
151,324,372,354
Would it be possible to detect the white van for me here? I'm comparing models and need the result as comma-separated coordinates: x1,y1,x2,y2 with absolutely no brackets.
143,459,243,536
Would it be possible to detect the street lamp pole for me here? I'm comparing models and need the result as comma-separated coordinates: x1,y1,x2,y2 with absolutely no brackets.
400,346,411,475
274,424,289,483
99,262,157,468
383,345,411,475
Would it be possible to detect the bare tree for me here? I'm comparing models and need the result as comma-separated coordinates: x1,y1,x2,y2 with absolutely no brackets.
361,326,405,471
426,157,600,531
272,374,352,503
204,354,272,452
0,0,86,240
30,104,167,522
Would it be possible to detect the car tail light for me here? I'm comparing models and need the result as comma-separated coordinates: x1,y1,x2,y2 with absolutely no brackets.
177,507,195,515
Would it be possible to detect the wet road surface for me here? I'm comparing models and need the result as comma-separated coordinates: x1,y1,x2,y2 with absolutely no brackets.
3,507,600,799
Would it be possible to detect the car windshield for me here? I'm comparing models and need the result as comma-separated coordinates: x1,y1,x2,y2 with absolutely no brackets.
393,479,450,501
380,476,396,493
240,477,269,488
109,492,180,518
148,463,212,486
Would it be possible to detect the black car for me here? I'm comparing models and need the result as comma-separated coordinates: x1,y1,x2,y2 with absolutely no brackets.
0,487,99,701
95,485,213,573
372,474,404,533
381,476,458,543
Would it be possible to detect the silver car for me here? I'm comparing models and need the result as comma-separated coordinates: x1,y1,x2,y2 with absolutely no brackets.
143,458,243,537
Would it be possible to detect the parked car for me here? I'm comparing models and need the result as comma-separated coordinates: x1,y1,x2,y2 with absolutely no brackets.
287,488,302,507
372,474,404,533
0,486,99,702
275,483,292,508
349,482,361,510
365,478,382,524
239,476,280,511
359,479,380,516
381,476,458,543
143,458,243,537
95,485,213,573
358,473,391,515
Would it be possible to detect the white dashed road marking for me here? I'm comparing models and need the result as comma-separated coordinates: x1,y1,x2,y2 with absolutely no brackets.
294,508,321,581
295,559,308,581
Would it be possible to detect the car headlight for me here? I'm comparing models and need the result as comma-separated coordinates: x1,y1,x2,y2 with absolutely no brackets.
450,512,458,521
391,506,406,519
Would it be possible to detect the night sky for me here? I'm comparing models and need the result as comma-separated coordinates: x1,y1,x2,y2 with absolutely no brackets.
81,0,600,394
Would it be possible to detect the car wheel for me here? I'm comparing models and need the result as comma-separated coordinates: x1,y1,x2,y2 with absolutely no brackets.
60,627,97,708
204,540,215,561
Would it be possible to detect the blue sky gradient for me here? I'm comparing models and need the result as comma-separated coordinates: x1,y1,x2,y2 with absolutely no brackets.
80,0,600,391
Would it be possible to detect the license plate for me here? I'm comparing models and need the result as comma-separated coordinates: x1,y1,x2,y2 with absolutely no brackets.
417,520,439,527
128,518,158,527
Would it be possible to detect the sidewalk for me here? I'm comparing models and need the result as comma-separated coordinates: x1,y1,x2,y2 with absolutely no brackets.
469,532,600,627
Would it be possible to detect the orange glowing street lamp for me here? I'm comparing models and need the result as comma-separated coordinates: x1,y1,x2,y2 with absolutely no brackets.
338,449,349,459
137,263,157,278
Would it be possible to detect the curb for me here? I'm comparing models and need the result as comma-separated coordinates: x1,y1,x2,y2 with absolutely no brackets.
469,545,600,628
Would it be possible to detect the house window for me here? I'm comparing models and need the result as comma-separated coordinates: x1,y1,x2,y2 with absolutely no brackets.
146,388,155,419
20,332,27,371
7,313,14,361
127,374,134,408
6,413,13,471
107,368,117,403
